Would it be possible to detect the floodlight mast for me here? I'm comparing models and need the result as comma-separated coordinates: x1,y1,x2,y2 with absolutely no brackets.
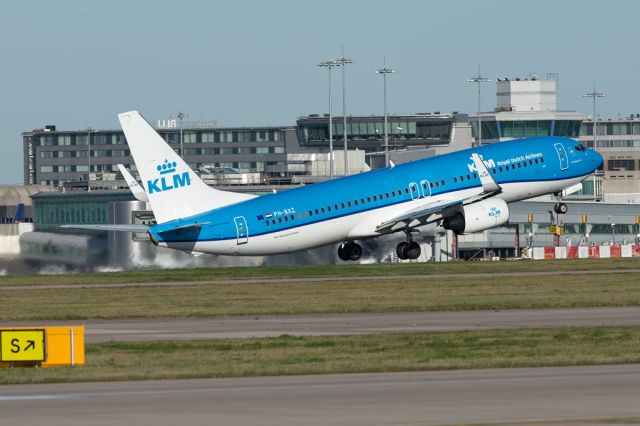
318,59,341,179
583,83,605,149
375,66,395,167
467,67,492,147
336,51,353,176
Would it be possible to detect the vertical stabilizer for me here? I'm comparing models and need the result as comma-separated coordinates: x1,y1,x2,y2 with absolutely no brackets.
118,111,255,223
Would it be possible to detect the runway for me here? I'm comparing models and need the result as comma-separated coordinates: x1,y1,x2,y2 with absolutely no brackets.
1,268,640,291
5,307,640,342
1,364,639,425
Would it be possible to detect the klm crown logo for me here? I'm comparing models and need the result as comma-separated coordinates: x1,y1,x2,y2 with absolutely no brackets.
147,159,191,194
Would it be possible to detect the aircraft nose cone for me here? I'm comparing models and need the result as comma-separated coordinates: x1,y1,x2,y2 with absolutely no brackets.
592,150,604,170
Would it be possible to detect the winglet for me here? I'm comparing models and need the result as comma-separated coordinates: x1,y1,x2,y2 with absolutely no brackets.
471,153,501,193
117,164,148,202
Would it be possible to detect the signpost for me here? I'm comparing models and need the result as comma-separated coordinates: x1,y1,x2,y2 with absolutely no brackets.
0,329,45,362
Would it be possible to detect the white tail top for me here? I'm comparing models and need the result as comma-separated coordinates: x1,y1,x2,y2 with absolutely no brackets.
118,111,256,224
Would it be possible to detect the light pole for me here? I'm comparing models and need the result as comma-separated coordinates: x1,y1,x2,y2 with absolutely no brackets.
583,83,605,149
375,66,395,167
318,60,340,179
467,67,491,147
86,128,92,192
336,51,353,176
170,112,186,158
609,215,616,245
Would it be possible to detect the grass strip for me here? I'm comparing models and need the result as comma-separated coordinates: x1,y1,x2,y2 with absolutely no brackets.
1,258,640,287
2,273,640,321
2,326,640,384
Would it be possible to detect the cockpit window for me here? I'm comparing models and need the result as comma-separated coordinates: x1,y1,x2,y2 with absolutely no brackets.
575,144,586,152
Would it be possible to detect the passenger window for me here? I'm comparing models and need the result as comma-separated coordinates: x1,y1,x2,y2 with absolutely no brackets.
278,217,282,223
404,188,409,194
499,167,503,172
385,193,390,198
492,168,496,174
361,198,365,204
422,183,427,189
441,180,445,186
467,174,471,180
534,159,538,164
518,163,522,168
529,160,533,166
391,191,396,197
284,216,289,222
435,181,439,187
335,204,339,210
297,213,301,219
541,157,545,163
373,195,378,201
354,199,358,205
315,209,319,214
368,196,372,202
347,201,352,207
473,173,477,178
379,194,383,199
327,206,332,212
321,207,325,213
430,182,434,188
303,212,307,218
265,221,269,226
460,176,464,181
308,210,313,217
291,214,295,220
454,177,458,183
272,219,276,225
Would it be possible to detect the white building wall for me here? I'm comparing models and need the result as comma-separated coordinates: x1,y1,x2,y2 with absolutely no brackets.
497,79,557,112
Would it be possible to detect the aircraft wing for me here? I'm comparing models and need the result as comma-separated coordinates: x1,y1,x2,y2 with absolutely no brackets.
376,152,502,233
60,224,149,232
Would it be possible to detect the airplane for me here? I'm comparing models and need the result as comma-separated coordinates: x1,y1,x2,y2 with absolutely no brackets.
63,111,603,261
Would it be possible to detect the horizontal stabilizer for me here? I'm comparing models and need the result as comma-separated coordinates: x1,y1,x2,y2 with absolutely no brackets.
157,222,207,234
60,224,149,232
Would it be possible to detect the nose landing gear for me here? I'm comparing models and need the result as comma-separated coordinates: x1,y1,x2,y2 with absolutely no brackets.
337,242,363,262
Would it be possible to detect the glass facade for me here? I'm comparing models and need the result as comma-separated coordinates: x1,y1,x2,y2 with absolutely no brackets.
24,126,289,186
472,119,582,140
297,116,453,149
32,192,135,232
581,121,640,136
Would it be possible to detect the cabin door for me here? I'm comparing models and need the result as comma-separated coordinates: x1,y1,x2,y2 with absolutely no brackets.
234,216,249,245
554,143,569,171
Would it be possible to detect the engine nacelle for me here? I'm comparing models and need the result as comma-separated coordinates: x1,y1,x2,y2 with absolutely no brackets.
442,198,509,235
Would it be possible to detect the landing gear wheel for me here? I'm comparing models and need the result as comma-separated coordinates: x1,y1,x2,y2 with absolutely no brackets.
337,242,363,262
337,244,350,261
348,243,362,261
554,202,568,214
403,241,421,260
396,242,408,260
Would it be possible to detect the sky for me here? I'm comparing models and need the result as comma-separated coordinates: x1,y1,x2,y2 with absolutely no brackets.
1,0,638,184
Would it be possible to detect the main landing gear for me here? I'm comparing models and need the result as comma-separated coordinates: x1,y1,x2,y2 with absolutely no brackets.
338,242,363,262
396,230,421,260
553,192,568,214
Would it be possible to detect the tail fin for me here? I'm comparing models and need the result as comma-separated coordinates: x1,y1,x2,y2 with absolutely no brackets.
118,111,255,224
12,203,25,223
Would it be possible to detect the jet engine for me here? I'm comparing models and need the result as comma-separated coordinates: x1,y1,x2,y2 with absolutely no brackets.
442,198,509,235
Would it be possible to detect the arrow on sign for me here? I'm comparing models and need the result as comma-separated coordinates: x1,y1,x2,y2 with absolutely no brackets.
25,340,36,351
